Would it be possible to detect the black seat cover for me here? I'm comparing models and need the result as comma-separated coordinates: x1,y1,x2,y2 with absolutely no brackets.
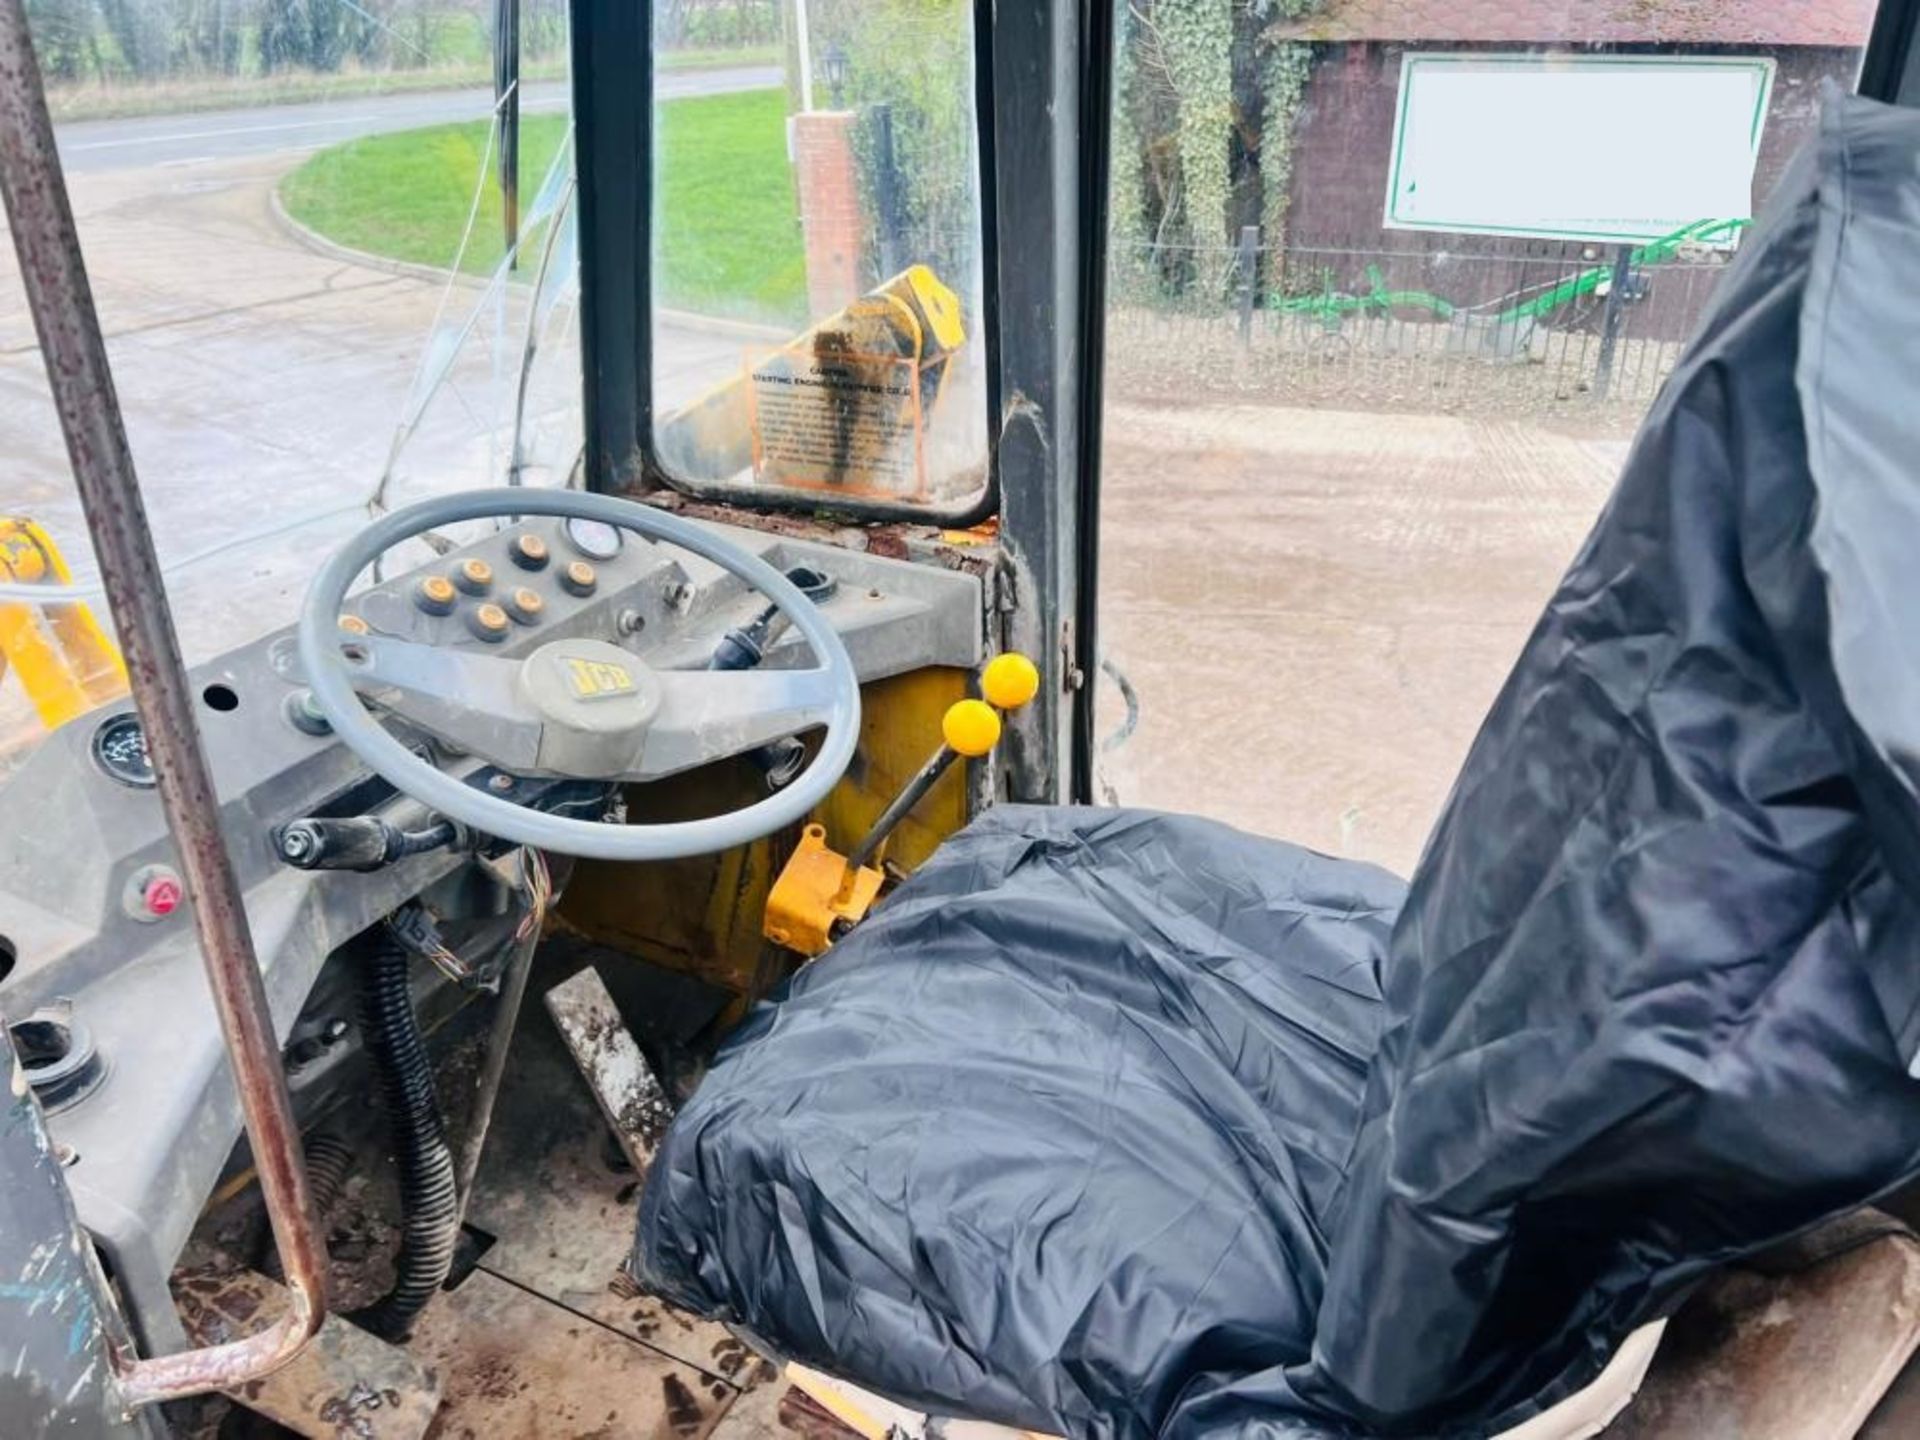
639,810,1401,1436
635,94,1920,1438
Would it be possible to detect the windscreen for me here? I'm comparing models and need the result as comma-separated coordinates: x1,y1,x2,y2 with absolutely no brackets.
645,1,991,516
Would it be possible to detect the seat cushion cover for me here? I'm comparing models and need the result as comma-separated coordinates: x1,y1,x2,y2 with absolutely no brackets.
635,806,1402,1439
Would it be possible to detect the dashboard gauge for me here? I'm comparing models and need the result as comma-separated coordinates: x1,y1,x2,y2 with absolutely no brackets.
92,713,156,788
563,517,623,562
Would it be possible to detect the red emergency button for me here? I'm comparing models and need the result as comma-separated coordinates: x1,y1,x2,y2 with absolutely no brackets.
124,864,185,924
143,876,182,916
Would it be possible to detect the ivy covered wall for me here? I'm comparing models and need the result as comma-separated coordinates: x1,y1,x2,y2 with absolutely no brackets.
1113,0,1324,303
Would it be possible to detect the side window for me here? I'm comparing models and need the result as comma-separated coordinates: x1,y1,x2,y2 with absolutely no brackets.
648,1,990,515
3,0,573,777
1093,7,1873,868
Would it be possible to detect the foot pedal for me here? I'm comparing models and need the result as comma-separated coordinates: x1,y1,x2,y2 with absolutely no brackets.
545,964,675,1177
175,1268,440,1438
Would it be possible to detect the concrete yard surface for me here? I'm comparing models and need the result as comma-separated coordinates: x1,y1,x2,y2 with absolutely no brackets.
1095,399,1630,876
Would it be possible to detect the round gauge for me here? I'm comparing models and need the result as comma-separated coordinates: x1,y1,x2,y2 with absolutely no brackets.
563,517,623,562
92,713,155,788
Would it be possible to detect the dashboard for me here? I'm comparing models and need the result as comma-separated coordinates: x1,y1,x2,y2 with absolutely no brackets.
0,509,982,1355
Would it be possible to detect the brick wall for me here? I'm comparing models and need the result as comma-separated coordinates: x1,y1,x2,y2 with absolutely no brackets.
791,110,865,320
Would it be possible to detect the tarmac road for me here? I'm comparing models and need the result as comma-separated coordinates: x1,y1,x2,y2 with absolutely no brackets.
53,66,779,172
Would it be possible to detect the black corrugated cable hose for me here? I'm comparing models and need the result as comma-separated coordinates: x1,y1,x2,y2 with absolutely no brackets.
350,931,459,1342
262,1129,356,1283
304,1129,357,1217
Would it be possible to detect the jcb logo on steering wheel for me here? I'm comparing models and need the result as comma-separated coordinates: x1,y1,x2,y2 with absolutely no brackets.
565,657,636,701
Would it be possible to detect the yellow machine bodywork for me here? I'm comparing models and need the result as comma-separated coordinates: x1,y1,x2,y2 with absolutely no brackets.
556,666,973,1012
654,265,968,498
763,825,885,956
0,516,127,730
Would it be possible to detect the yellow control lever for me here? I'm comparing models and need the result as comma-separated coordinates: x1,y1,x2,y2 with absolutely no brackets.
764,653,1039,957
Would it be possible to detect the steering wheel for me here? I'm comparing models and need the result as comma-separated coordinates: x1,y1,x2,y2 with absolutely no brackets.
297,490,861,861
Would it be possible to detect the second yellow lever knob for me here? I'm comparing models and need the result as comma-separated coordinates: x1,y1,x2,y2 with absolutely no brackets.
981,652,1040,710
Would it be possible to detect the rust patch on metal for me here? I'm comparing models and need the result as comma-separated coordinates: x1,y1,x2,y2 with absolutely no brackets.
641,492,995,577
663,1374,707,1434
706,1369,864,1440
709,1337,757,1384
460,975,737,1375
316,1383,415,1439
409,1269,724,1438
775,1387,872,1440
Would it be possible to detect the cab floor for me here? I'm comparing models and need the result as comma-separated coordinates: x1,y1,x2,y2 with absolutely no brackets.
422,943,803,1440
174,940,844,1440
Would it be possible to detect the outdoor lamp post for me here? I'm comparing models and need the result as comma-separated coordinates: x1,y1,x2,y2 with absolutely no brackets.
822,41,849,108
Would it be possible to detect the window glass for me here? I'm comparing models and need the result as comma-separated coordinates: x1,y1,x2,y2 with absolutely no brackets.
649,0,990,514
1094,4,1873,872
2,1,574,778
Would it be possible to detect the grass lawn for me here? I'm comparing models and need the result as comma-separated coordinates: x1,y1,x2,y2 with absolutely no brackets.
658,44,780,70
279,86,806,326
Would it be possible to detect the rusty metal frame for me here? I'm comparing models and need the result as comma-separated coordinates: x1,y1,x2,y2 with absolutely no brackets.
0,0,326,1407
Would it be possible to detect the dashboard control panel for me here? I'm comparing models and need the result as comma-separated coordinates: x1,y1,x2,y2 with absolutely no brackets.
0,505,985,1355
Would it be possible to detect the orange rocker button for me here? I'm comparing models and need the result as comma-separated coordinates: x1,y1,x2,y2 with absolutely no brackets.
454,558,494,595
506,587,545,625
466,602,512,643
414,575,458,616
510,533,550,571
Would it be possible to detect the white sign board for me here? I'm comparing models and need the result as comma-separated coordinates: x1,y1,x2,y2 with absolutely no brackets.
1384,54,1775,244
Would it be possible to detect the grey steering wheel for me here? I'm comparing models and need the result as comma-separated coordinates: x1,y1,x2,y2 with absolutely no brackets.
297,490,861,861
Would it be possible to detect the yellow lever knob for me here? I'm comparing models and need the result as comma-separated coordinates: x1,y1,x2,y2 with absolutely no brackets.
980,652,1040,710
942,699,1002,758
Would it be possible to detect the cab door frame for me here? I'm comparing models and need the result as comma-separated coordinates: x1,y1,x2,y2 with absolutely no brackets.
1861,0,1920,100
567,0,1113,804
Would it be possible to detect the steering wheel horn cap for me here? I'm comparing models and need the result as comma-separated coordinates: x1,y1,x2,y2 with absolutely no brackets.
517,638,663,776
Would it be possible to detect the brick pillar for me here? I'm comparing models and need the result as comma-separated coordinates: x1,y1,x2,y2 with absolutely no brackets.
791,110,864,320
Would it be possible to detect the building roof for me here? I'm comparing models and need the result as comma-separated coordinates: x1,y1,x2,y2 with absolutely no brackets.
1267,0,1877,48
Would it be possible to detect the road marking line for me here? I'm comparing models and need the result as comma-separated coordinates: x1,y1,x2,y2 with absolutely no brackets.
65,114,394,150
64,95,570,155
